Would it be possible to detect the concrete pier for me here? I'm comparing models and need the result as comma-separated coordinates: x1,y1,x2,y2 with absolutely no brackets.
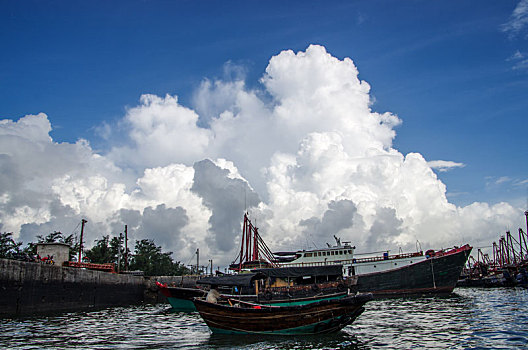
0,258,205,317
1,258,146,317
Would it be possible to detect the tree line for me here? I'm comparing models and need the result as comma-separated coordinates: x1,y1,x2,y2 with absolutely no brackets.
0,231,190,276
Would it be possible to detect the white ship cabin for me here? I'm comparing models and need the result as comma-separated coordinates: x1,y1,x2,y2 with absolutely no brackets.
277,236,355,267
276,235,426,277
286,246,355,266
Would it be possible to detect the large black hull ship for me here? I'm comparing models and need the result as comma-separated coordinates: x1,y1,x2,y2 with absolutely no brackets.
228,214,472,299
352,245,472,297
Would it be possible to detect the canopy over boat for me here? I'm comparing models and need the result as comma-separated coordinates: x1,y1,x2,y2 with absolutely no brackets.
197,265,344,288
253,265,343,278
197,272,266,287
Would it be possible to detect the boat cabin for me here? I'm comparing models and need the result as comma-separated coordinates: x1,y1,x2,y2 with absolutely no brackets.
275,244,355,270
196,265,347,299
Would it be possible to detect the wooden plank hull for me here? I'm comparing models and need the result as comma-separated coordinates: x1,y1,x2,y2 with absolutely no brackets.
193,293,372,335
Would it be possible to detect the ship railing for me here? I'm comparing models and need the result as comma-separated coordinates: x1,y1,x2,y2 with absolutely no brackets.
352,252,423,263
280,260,353,268
281,251,423,267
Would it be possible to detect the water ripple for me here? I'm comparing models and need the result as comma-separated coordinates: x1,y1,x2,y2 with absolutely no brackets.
1,287,526,349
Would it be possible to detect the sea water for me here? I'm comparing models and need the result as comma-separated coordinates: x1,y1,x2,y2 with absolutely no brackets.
1,287,527,349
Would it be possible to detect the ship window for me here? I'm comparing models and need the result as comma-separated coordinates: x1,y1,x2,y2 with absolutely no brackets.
339,251,343,255
374,265,376,268
318,252,321,257
331,251,334,255
305,253,312,257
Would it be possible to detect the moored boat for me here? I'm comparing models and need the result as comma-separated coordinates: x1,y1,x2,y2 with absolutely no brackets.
352,245,472,297
157,284,207,311
158,264,355,311
193,292,372,335
229,212,472,298
275,238,472,298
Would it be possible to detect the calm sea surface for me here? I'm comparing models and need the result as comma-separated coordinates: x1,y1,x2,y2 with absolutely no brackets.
1,287,527,349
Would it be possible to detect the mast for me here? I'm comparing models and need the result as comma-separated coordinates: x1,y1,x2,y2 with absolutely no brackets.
196,248,199,275
253,223,259,261
239,214,247,271
525,210,528,233
78,219,87,263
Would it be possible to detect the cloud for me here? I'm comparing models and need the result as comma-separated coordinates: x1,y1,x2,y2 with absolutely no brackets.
138,204,189,251
505,50,528,71
191,159,260,253
365,207,404,251
300,199,358,245
501,0,528,38
515,178,528,186
428,160,466,172
1,45,524,267
495,176,511,185
107,94,212,169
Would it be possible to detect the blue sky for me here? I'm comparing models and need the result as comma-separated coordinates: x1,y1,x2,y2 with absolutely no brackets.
1,1,527,261
3,1,526,207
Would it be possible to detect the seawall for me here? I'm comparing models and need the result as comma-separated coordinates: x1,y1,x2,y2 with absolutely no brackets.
0,259,204,317
1,259,144,317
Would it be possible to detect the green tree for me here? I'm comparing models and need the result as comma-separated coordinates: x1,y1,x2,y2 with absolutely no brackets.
84,234,131,271
129,239,190,276
84,235,115,263
0,232,22,259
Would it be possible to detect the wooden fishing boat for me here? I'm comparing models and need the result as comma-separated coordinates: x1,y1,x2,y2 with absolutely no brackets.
157,264,355,311
193,292,373,335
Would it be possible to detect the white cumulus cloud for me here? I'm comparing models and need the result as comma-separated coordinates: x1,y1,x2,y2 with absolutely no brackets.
1,45,524,267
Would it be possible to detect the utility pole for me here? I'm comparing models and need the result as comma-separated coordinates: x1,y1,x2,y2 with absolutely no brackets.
118,232,123,273
78,219,87,263
124,225,128,271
